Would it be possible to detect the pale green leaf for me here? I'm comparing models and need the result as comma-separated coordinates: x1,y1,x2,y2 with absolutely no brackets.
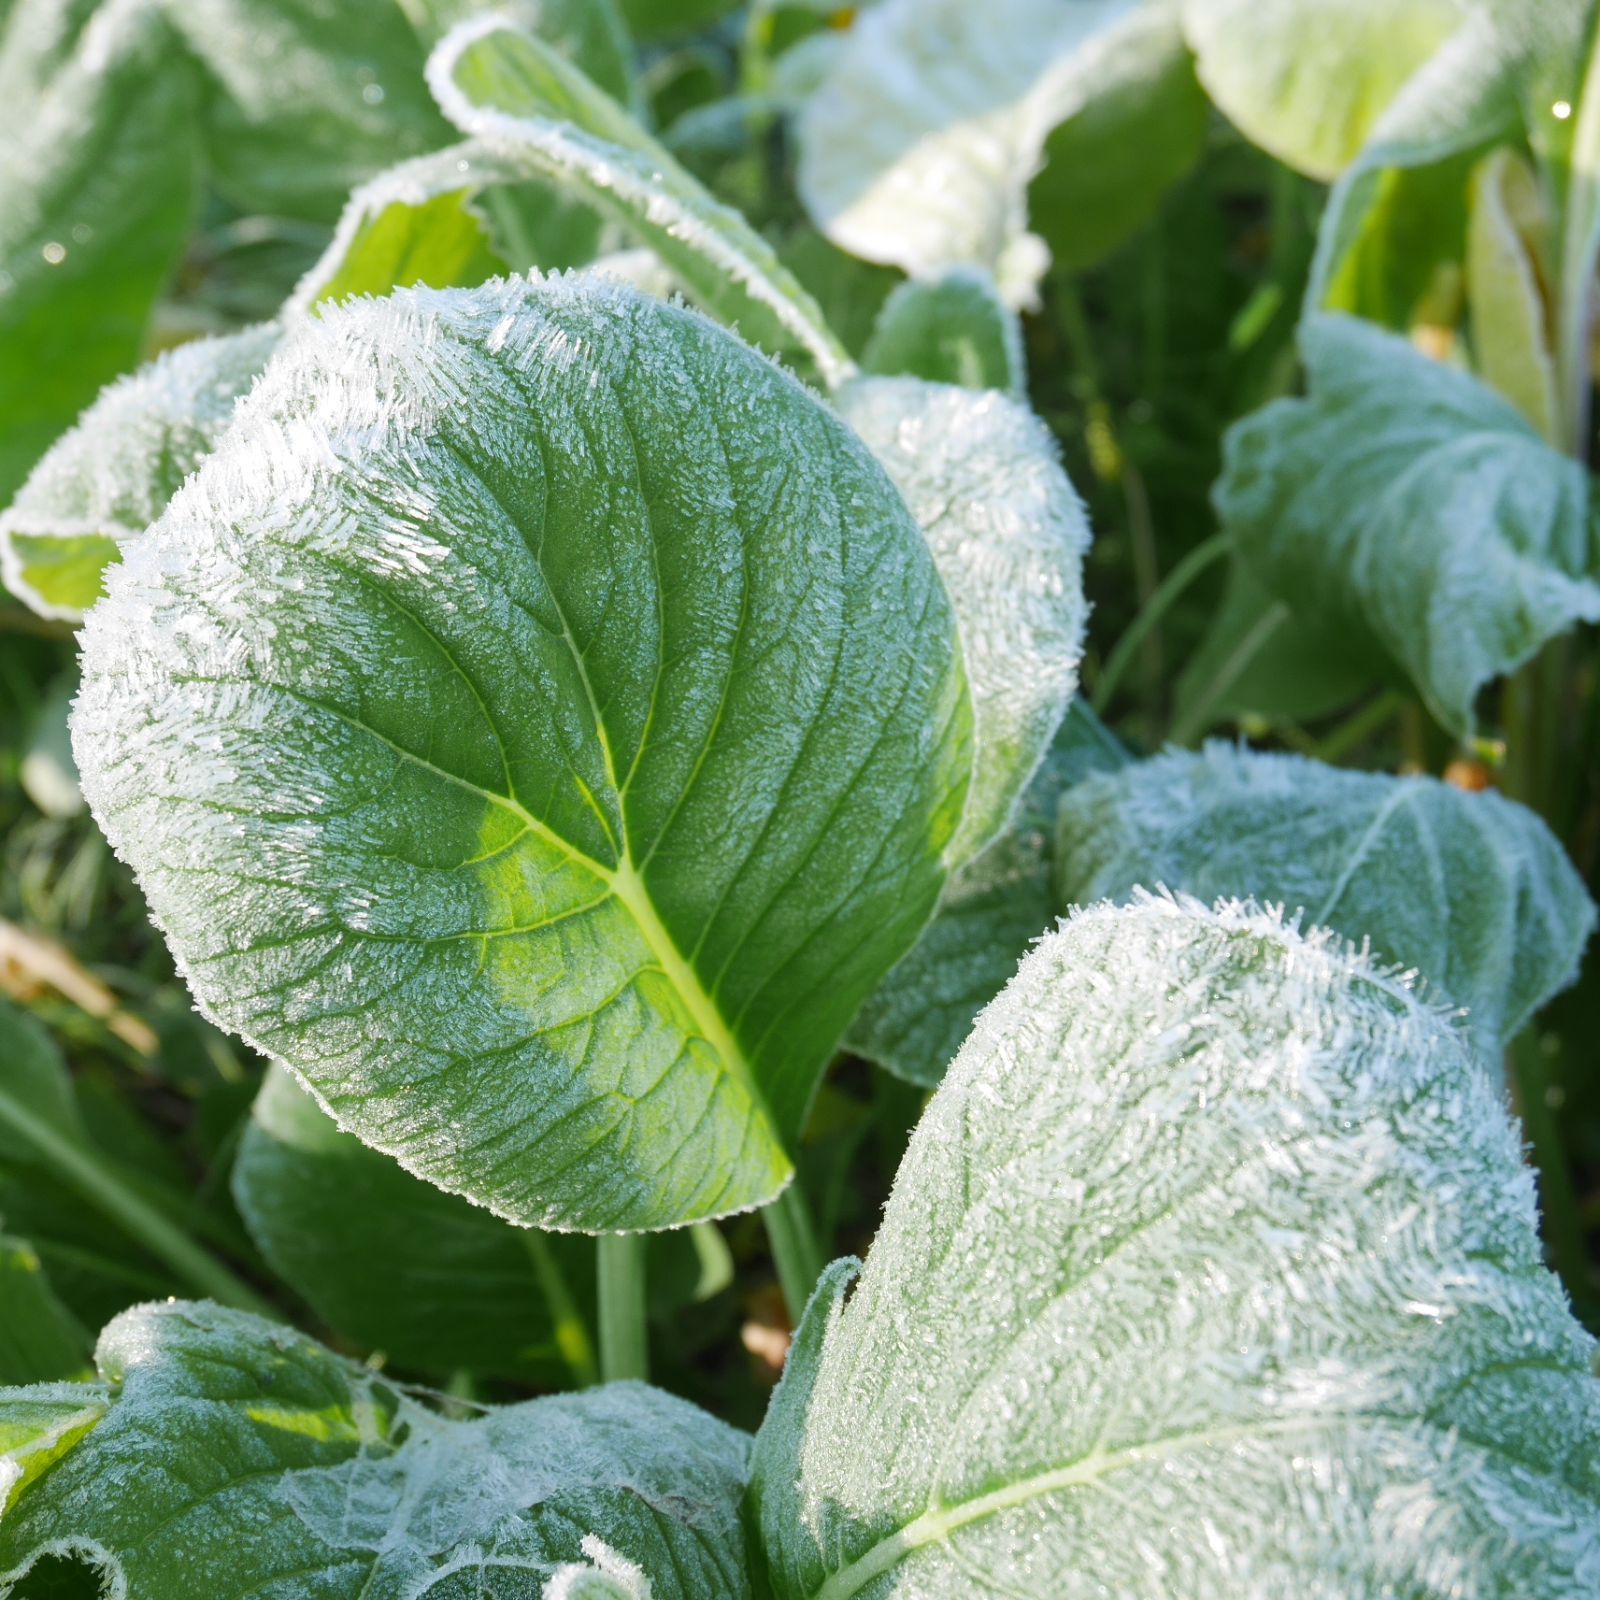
0,1383,107,1517
0,0,199,501
861,270,1024,395
1468,148,1560,443
1181,0,1462,180
0,1301,752,1597
427,16,854,384
1,325,277,621
233,1064,596,1385
846,701,1127,1087
796,0,1194,307
72,276,971,1232
833,377,1088,863
1056,743,1595,1053
1218,313,1600,734
750,895,1600,1598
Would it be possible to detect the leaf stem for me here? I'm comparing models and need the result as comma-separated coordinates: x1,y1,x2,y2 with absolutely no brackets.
763,1179,825,1324
596,1233,649,1384
1309,689,1408,767
0,1084,272,1316
525,1231,599,1388
1168,602,1290,747
1092,533,1232,715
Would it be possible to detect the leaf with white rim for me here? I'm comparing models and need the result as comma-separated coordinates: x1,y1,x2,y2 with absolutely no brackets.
749,894,1600,1598
795,0,1189,308
1180,0,1463,180
1218,313,1600,734
427,16,853,384
833,375,1089,864
0,324,277,621
0,1300,752,1597
72,275,971,1233
1055,742,1595,1055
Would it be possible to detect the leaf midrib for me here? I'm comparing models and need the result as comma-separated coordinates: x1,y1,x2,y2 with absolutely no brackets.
224,671,771,1149
803,1406,1537,1599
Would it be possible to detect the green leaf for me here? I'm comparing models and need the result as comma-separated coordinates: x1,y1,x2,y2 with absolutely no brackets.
846,701,1128,1087
73,276,971,1232
1028,0,1210,272
860,270,1024,395
1181,0,1461,180
1056,743,1596,1054
1,325,277,621
0,0,199,501
233,1064,596,1385
0,1237,90,1385
749,896,1600,1598
832,377,1088,863
427,16,854,384
0,1383,107,1516
1218,314,1600,734
291,144,516,310
177,0,453,223
795,0,1197,307
0,1301,752,1597
1468,148,1560,443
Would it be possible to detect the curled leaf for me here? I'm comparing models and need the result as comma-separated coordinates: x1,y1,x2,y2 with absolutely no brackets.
833,376,1089,864
1218,313,1600,734
751,895,1600,1597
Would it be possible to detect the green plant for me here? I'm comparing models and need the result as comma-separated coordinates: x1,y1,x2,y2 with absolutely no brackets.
2,1,1599,1595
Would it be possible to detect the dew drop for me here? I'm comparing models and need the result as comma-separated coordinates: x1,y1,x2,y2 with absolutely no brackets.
41,241,66,265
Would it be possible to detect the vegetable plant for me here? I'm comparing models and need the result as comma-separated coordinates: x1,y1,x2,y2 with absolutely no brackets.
1,0,1599,1595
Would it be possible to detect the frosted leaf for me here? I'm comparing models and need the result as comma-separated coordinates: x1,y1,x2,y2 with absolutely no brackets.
0,1301,751,1598
578,249,682,300
72,275,970,1232
834,377,1088,864
860,269,1025,396
1219,314,1600,734
749,895,1600,1598
1180,0,1463,180
846,701,1127,1087
544,1536,654,1598
0,325,277,621
0,1384,107,1515
427,17,854,384
795,0,1196,308
1057,742,1595,1056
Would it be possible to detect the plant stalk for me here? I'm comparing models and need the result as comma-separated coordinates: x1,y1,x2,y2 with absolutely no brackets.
0,1084,272,1315
1169,602,1290,748
596,1232,649,1384
1092,533,1232,715
525,1231,599,1388
764,1180,825,1325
